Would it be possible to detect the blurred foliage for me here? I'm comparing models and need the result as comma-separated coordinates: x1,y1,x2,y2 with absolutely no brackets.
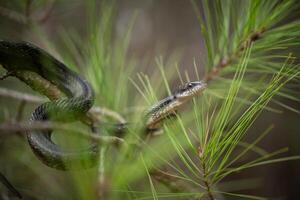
0,0,299,200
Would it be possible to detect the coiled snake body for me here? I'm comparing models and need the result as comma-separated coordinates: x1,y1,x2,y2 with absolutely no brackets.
0,40,96,169
0,40,206,170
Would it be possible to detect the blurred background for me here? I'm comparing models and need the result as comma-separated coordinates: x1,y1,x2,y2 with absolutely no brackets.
0,0,299,199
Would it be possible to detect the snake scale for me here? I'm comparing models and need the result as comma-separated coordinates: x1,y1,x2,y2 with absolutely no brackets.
0,40,206,170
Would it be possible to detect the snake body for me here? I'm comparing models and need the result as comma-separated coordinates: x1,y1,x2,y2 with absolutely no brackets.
0,40,96,169
0,40,206,170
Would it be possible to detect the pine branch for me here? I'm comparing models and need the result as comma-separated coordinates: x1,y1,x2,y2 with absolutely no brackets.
1,1,299,198
147,20,267,198
204,28,265,82
200,161,214,200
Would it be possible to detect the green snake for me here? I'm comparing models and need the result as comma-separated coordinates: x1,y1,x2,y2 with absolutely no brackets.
0,40,206,170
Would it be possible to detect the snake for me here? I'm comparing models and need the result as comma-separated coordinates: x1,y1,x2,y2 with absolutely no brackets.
0,40,207,170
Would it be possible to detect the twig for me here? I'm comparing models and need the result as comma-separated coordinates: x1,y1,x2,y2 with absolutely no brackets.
25,0,33,20
0,0,55,25
97,147,110,200
15,100,26,122
0,6,27,24
91,107,126,124
13,100,27,137
200,161,214,200
204,28,266,82
150,169,189,193
0,121,125,145
37,0,56,24
0,87,46,103
13,70,63,101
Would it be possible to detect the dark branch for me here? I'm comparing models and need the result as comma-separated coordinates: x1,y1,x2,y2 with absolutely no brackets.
204,28,266,82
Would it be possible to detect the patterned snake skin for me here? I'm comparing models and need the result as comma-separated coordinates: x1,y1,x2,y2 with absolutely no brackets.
0,40,97,170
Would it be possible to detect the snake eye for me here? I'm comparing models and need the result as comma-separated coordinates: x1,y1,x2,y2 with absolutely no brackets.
187,83,193,88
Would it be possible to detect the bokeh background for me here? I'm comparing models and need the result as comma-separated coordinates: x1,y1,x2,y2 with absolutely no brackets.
0,1,299,199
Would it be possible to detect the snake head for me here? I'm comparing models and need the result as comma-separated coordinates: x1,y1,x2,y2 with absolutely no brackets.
175,81,207,101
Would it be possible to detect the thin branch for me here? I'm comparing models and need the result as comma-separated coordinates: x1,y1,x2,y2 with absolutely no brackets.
200,159,214,200
197,126,217,200
91,107,126,124
15,100,26,122
150,169,189,193
204,28,266,82
12,70,63,101
0,6,27,24
0,121,125,145
0,87,45,103
13,100,27,137
37,0,56,23
0,0,55,25
97,147,110,200
25,0,33,20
